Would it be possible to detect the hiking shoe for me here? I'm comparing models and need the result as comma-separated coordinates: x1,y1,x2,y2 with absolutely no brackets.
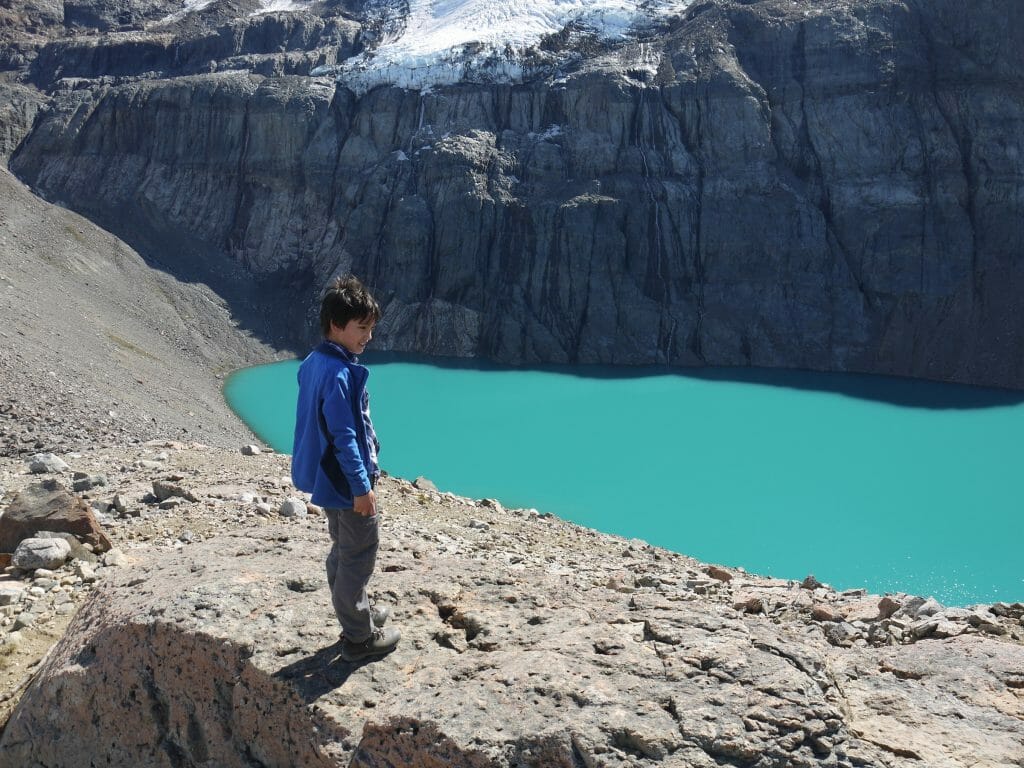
337,604,392,643
341,627,401,662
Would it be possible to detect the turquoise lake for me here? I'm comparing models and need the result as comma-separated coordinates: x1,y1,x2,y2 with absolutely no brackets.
224,356,1024,606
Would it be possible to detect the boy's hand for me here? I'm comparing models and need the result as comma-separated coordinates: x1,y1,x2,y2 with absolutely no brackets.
354,490,377,517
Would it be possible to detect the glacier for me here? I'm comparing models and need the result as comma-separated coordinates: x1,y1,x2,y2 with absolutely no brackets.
315,0,695,91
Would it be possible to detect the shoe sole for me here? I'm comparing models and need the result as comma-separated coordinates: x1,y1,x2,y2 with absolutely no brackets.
340,644,398,663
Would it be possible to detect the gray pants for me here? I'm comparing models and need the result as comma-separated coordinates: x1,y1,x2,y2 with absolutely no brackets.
325,507,379,644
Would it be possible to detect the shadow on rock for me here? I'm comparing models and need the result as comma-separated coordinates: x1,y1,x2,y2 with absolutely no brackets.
273,640,368,702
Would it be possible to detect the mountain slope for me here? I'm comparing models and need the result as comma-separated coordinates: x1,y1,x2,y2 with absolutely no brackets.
0,168,278,455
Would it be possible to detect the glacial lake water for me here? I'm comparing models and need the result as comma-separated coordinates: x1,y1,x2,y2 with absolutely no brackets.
224,355,1024,606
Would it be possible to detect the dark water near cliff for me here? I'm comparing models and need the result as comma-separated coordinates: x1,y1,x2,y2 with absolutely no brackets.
225,356,1024,606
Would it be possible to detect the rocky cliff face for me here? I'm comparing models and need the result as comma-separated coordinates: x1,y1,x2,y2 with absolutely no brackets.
4,0,1024,387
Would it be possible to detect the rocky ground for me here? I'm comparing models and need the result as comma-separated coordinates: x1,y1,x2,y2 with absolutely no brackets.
0,444,1021,767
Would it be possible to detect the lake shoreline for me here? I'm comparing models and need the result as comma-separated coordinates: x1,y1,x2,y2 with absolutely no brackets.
225,356,1024,607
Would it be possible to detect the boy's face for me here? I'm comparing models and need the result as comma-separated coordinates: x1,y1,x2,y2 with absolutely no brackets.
329,317,375,355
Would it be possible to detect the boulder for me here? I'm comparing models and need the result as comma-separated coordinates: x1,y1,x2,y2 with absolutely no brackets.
0,479,111,554
152,479,199,503
278,498,307,518
27,453,69,474
12,537,72,570
0,583,25,606
35,530,99,563
705,565,733,582
811,604,844,623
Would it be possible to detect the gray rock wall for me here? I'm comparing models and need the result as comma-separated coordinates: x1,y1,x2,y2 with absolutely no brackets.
9,0,1024,387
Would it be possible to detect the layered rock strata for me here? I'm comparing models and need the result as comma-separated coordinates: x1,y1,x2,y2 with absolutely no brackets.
0,446,1022,767
5,0,1024,386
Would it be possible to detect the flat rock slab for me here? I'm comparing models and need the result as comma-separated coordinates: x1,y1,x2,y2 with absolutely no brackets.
1,520,1021,768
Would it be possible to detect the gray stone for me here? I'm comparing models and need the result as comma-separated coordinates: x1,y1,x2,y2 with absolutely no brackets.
152,480,198,503
2,631,23,649
916,598,945,618
967,610,1007,635
75,562,98,583
989,602,1024,619
102,549,126,567
0,583,24,606
241,445,261,456
824,621,862,647
35,531,98,563
413,477,438,492
71,474,107,492
28,453,68,474
12,537,71,571
278,498,307,518
911,618,941,639
897,596,926,617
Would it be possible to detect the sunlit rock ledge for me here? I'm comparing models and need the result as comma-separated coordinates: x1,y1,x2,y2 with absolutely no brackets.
0,446,1021,767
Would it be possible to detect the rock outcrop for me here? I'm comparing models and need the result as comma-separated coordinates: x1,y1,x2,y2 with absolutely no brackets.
0,446,1022,767
3,0,1024,387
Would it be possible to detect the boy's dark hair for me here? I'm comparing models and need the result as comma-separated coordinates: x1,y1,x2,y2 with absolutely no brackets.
320,275,381,336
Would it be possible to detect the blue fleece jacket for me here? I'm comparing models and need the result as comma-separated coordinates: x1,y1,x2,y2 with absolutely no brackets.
291,341,376,508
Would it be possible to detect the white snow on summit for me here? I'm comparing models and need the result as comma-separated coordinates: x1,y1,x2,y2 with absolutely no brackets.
329,0,695,92
253,0,311,15
156,0,312,24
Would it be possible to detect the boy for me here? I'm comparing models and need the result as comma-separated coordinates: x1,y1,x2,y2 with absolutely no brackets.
291,275,400,662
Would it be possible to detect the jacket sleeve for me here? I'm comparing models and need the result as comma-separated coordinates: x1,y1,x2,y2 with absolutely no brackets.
321,369,371,498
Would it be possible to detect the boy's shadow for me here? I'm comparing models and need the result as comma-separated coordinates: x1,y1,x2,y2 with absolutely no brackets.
272,640,371,702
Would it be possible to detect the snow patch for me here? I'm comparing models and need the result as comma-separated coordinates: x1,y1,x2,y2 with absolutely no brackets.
530,124,564,140
334,0,696,93
155,0,215,25
252,0,312,15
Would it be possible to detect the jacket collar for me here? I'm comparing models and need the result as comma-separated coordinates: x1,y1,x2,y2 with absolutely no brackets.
317,340,359,364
